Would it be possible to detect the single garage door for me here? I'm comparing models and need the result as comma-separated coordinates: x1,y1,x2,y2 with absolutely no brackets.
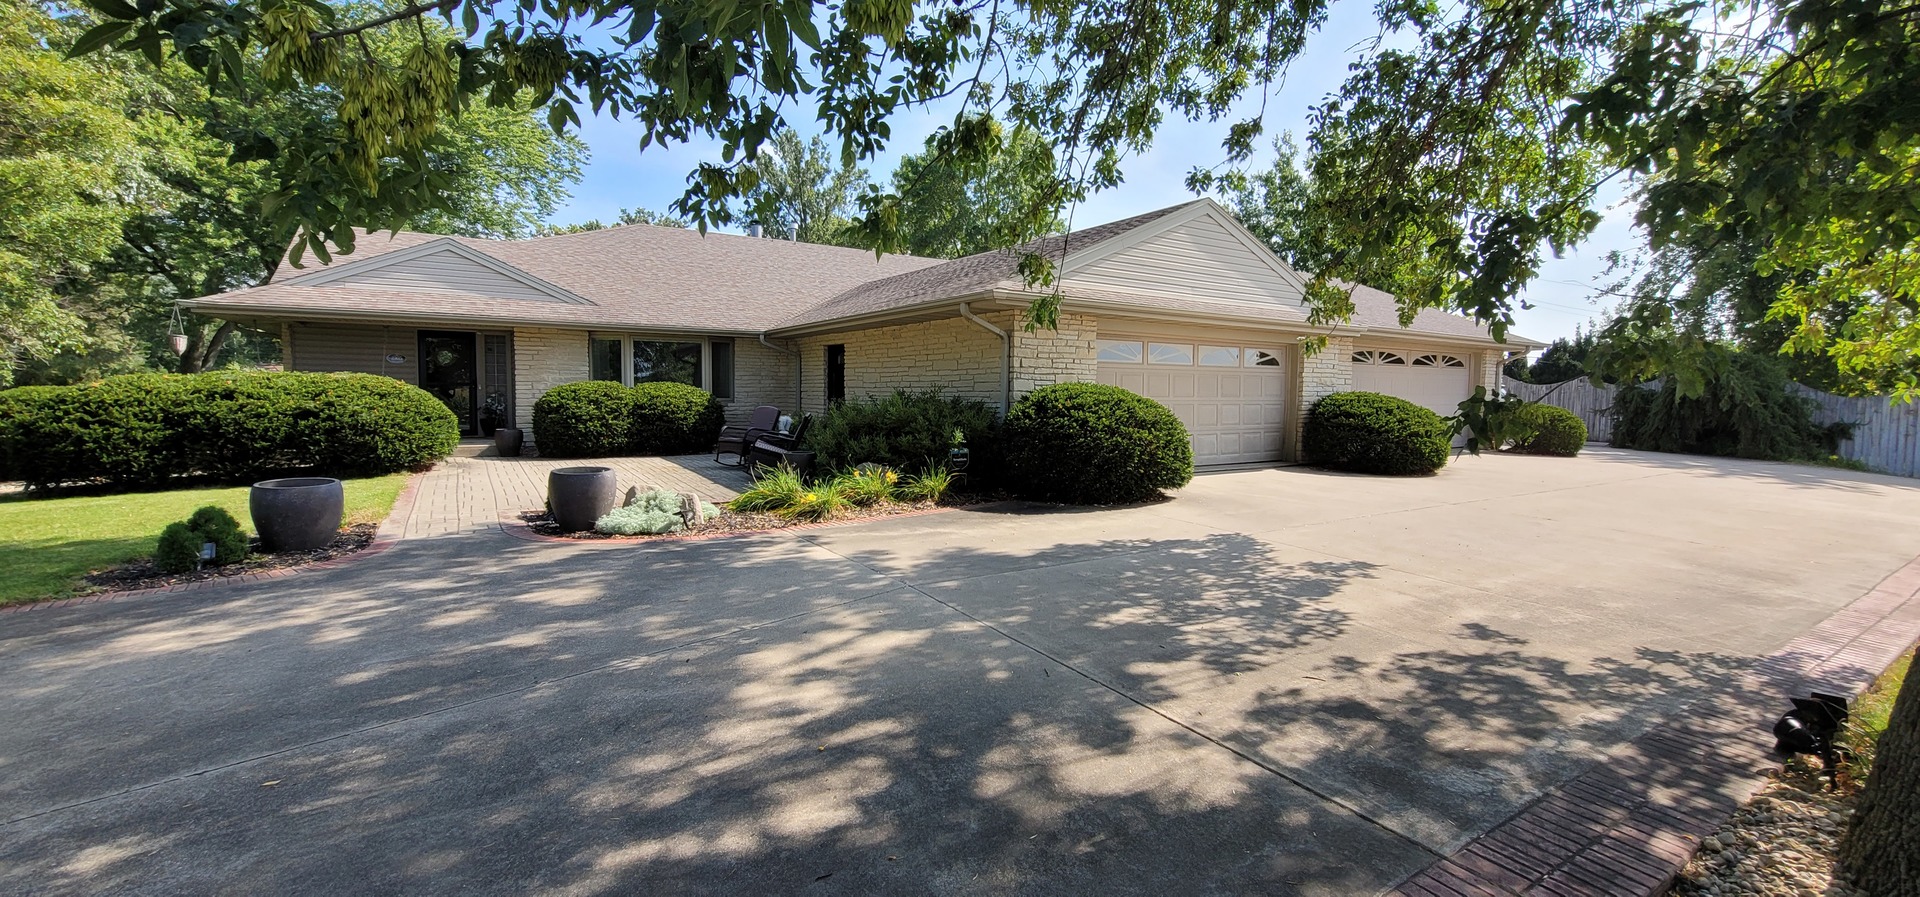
1096,339,1289,466
1350,348,1472,416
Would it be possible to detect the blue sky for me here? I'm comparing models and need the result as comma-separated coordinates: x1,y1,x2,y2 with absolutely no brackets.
546,4,1634,347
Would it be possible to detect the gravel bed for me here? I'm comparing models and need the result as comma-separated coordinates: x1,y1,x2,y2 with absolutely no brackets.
518,500,959,540
1670,759,1866,897
82,524,379,593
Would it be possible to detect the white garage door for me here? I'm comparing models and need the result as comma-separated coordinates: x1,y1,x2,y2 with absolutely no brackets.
1096,340,1289,466
1350,349,1472,416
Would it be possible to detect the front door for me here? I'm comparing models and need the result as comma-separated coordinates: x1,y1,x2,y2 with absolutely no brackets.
825,344,846,405
418,331,478,436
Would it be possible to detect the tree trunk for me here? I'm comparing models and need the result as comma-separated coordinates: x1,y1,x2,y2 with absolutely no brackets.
177,320,238,373
1841,656,1920,896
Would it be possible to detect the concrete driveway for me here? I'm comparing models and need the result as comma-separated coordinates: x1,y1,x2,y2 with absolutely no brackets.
3,449,1918,895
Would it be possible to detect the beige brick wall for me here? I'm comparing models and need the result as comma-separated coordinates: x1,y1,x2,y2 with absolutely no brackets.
512,327,590,445
727,337,798,422
797,315,1008,414
1295,334,1355,452
1475,350,1503,395
1010,311,1098,398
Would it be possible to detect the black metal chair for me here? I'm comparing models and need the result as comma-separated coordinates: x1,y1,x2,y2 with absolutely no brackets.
714,405,782,467
746,414,814,475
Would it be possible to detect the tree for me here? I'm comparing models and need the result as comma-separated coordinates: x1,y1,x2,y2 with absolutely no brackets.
888,121,1067,259
1842,659,1920,897
539,208,690,236
1227,135,1335,275
0,0,147,385
742,129,867,246
1528,330,1597,384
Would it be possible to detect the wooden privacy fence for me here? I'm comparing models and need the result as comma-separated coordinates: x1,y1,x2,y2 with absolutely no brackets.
1500,377,1920,478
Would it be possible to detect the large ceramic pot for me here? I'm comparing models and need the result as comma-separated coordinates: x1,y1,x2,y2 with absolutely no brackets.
251,477,345,552
548,466,617,532
494,427,524,457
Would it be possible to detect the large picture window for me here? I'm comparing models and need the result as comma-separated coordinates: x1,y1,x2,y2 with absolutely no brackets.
633,340,703,387
590,337,623,382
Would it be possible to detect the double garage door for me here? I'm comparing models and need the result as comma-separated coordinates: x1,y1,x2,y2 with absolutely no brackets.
1096,337,1290,466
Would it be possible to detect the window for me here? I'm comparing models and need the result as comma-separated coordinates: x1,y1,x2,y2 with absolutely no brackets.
710,340,735,399
1411,353,1466,368
1198,346,1240,367
633,341,703,387
1096,340,1143,363
1352,350,1407,365
590,337,623,382
1247,349,1282,367
825,344,846,404
1148,343,1194,365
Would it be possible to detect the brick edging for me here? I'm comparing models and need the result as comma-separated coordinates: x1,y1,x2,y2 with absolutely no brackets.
1388,553,1920,897
1,471,428,616
498,503,966,544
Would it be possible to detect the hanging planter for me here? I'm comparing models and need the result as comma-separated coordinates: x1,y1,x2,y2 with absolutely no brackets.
167,306,190,356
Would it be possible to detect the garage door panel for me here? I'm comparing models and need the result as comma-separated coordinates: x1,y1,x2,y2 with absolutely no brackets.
1098,342,1289,467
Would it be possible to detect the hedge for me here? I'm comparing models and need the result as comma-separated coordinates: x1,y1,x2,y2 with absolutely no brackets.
1509,403,1587,456
0,372,458,490
804,389,999,476
1302,391,1451,475
1002,383,1193,504
531,380,726,459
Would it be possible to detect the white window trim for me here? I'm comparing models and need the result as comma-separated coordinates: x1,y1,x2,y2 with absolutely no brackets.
589,334,731,397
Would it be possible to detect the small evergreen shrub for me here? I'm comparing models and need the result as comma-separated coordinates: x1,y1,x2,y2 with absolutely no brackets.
186,506,250,564
532,381,635,458
630,382,727,455
1002,383,1194,504
154,522,205,574
1509,404,1587,456
804,390,998,475
0,372,456,489
1303,392,1451,475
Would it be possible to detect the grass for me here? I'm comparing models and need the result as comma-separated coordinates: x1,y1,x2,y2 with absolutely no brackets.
0,473,411,606
1841,645,1913,781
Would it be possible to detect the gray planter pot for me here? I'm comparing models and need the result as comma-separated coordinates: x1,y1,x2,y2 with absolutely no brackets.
548,466,616,533
494,427,524,457
251,477,345,552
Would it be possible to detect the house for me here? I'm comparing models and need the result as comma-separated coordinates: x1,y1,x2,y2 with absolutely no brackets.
185,199,1546,467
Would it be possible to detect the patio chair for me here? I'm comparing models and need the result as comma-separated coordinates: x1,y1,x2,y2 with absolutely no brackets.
746,414,814,476
714,404,782,467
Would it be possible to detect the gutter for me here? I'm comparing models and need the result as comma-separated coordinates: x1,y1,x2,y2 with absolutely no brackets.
757,333,803,414
959,302,1010,415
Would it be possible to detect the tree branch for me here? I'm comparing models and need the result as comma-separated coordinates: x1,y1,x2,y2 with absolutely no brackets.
310,0,459,42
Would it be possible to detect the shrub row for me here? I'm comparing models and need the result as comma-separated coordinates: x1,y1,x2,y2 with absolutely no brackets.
531,381,726,458
803,389,1000,476
1509,403,1587,456
0,372,458,490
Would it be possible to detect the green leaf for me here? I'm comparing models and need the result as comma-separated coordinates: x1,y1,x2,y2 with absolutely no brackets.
68,21,132,57
82,0,140,20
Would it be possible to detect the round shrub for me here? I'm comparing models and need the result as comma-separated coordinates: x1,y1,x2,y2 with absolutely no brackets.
1002,383,1194,504
154,522,204,574
630,382,727,455
186,505,250,564
1303,391,1451,475
1509,403,1586,456
0,372,457,490
532,381,636,458
805,389,999,475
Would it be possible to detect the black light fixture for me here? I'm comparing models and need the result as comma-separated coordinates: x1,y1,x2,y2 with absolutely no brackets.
1771,691,1850,788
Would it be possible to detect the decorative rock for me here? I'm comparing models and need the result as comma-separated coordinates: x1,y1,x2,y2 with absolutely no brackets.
677,491,702,527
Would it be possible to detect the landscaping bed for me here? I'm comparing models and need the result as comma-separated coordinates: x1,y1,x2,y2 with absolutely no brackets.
81,524,379,593
517,499,965,541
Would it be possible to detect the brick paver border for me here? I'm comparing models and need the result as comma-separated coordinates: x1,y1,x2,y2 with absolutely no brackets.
498,504,964,544
0,470,427,615
1388,553,1920,897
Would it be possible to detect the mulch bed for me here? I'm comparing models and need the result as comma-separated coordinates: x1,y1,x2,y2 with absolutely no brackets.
82,524,379,593
1669,759,1866,897
518,499,969,541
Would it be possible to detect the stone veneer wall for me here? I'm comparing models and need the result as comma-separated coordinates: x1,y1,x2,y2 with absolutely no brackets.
727,337,799,423
796,314,1013,414
1295,335,1355,452
512,327,590,446
1009,311,1098,399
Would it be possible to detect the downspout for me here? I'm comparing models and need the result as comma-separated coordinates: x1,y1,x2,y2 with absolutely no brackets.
959,302,1010,416
758,333,802,413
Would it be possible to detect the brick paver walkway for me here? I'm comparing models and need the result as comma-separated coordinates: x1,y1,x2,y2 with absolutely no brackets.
399,451,753,539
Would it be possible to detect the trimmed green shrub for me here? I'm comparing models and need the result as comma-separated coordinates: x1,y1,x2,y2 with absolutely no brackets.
532,381,635,457
0,372,457,490
629,382,727,455
1303,391,1451,475
531,381,725,458
1610,352,1849,461
804,389,999,476
186,506,249,564
1510,404,1587,456
154,522,205,574
1002,383,1194,504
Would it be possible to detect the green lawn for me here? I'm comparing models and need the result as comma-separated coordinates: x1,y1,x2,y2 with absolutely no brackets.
0,474,411,606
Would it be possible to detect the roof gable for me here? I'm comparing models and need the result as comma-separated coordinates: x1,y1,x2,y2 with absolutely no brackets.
289,239,591,304
1060,200,1308,306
